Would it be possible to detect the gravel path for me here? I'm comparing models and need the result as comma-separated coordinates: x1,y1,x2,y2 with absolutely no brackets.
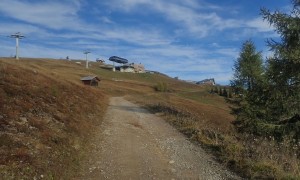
79,97,241,180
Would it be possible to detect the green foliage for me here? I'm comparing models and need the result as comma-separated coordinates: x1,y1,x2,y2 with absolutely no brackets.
228,89,233,98
222,88,228,97
209,86,232,98
230,40,266,128
231,40,265,94
232,1,300,140
261,1,300,122
154,82,169,92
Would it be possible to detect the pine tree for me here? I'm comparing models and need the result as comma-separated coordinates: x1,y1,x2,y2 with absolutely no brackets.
230,40,266,132
261,0,300,121
231,40,265,95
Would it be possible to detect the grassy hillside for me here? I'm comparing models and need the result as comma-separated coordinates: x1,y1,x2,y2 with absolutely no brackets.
1,58,233,178
0,58,108,179
1,57,295,179
92,59,299,178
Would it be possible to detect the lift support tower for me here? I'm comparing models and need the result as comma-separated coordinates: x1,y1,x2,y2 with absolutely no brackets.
10,32,25,60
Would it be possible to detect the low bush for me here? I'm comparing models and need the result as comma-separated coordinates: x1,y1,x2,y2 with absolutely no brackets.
154,82,169,92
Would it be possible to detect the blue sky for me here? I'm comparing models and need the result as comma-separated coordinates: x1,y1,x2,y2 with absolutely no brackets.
0,0,291,84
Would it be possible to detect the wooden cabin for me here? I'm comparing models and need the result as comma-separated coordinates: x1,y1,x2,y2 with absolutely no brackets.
80,76,100,86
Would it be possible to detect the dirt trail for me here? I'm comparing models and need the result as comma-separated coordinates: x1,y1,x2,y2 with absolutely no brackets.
79,97,240,180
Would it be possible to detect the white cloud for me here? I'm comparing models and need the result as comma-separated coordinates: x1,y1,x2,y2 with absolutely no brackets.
103,0,242,38
119,44,236,84
0,23,41,34
100,17,115,24
246,17,274,32
16,43,99,60
0,0,82,30
100,28,172,46
215,48,239,58
101,0,280,41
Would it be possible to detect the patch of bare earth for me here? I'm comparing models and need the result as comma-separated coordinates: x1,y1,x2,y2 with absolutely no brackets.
78,97,240,179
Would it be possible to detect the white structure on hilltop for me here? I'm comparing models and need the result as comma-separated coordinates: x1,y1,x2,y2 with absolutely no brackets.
116,63,145,73
9,32,25,60
196,78,215,85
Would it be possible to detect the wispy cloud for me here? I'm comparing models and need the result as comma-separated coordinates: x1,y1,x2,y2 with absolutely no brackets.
103,0,243,38
99,17,115,24
0,22,41,34
246,17,274,32
0,0,82,30
118,44,237,83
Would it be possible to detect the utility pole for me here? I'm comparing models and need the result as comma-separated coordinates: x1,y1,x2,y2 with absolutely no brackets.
10,32,25,60
84,51,91,69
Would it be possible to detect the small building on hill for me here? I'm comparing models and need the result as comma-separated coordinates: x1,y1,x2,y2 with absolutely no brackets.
132,63,145,73
196,78,215,85
115,63,145,73
80,76,100,86
116,64,135,73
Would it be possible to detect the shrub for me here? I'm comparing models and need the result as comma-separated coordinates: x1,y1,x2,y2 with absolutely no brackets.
154,82,169,92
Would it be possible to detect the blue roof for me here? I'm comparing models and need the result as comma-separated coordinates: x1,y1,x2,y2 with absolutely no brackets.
109,56,128,64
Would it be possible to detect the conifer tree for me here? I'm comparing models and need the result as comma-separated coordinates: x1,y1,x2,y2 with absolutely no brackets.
230,40,266,131
231,40,264,95
262,0,300,121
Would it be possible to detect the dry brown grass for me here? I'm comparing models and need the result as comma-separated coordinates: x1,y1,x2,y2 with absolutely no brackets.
2,57,228,178
121,78,300,179
1,57,298,179
128,91,300,179
229,135,300,179
0,58,108,179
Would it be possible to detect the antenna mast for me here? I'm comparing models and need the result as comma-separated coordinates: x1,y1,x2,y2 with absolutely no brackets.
10,32,25,60
84,51,91,69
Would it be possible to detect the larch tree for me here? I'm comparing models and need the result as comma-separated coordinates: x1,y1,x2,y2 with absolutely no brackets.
230,40,266,131
231,40,264,95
